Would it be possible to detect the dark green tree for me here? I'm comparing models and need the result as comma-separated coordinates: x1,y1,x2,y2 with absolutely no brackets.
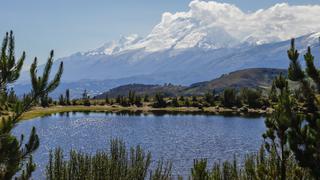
153,93,167,108
269,81,278,102
7,88,17,104
58,94,65,106
65,89,70,105
222,88,238,108
143,94,149,102
286,39,320,177
82,90,90,106
263,75,293,180
40,93,50,107
105,95,110,104
240,88,262,108
171,97,179,107
134,95,142,107
204,92,215,106
0,31,24,93
128,90,136,105
0,31,63,179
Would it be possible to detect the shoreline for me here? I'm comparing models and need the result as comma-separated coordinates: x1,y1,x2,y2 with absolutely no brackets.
20,105,271,120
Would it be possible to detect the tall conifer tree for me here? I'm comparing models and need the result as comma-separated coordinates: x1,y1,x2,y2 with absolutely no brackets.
0,31,63,179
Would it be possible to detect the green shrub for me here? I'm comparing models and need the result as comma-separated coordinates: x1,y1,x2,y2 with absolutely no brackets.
46,139,173,180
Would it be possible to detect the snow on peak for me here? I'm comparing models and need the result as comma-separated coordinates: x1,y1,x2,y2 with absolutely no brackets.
85,34,142,56
89,1,320,55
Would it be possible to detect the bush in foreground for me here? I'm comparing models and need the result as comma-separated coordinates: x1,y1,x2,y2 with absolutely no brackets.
46,140,311,180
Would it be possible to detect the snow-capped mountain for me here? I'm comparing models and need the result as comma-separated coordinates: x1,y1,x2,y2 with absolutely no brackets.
50,32,320,85
16,1,320,96
78,1,320,56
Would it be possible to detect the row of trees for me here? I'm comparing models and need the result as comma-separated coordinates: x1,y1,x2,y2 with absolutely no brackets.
151,88,265,109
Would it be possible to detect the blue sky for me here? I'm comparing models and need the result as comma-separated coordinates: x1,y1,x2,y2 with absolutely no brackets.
1,0,319,65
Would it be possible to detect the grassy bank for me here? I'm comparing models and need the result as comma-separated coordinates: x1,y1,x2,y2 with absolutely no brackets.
20,105,271,121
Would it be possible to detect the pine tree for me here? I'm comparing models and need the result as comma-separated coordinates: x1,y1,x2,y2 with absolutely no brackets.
222,88,237,108
240,88,262,108
153,93,167,108
143,94,149,102
134,95,142,107
263,75,293,180
204,92,214,106
269,81,278,102
128,90,136,105
82,90,90,106
40,93,50,107
7,88,17,104
105,95,110,104
65,89,70,105
171,97,179,107
286,39,320,177
0,31,63,179
58,94,65,106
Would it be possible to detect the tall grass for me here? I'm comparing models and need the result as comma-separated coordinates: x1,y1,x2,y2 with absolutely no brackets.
46,141,312,180
46,139,172,180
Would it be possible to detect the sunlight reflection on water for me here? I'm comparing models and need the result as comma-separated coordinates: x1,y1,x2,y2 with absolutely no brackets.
13,112,265,179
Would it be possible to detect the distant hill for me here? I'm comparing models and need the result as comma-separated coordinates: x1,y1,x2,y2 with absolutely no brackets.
183,68,287,95
95,84,186,98
95,68,286,98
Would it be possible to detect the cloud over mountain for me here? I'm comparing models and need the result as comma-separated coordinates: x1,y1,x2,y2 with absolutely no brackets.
118,0,320,53
17,1,320,97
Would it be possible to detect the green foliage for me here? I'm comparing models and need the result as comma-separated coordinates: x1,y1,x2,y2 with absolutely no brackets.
46,139,173,180
286,39,320,177
171,97,180,107
59,94,65,106
153,93,167,108
144,94,150,102
263,75,292,180
40,93,50,107
287,39,305,82
269,81,278,102
149,160,172,180
240,88,262,108
105,95,110,104
0,31,63,179
204,91,215,106
222,88,239,108
30,50,63,102
0,31,24,92
189,146,310,180
134,95,143,107
82,90,91,106
191,159,209,180
65,89,70,105
114,91,143,107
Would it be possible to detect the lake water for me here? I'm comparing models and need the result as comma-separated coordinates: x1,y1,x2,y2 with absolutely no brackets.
13,112,265,178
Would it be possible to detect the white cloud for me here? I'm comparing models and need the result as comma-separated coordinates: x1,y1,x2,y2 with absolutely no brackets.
127,1,320,52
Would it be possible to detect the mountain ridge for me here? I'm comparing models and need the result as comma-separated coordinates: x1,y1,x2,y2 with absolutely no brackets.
95,68,287,98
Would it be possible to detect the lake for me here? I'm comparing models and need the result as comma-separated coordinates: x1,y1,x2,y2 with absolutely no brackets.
13,112,265,178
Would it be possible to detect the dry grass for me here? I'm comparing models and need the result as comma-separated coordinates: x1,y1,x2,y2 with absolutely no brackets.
19,105,268,121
